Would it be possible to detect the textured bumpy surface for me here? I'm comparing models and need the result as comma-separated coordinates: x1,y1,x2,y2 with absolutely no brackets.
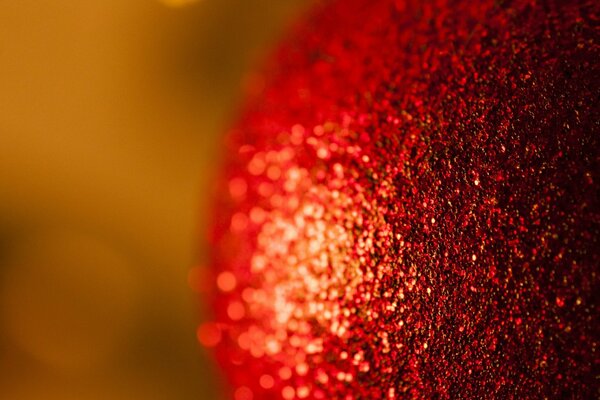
204,0,599,398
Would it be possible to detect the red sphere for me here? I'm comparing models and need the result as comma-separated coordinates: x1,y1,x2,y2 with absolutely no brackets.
205,0,599,398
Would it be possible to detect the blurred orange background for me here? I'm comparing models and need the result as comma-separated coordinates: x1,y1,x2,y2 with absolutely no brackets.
0,1,309,398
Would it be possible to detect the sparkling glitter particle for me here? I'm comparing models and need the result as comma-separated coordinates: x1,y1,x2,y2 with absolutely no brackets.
206,0,599,398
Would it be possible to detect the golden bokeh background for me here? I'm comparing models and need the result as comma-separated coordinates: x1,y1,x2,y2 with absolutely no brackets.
0,1,309,398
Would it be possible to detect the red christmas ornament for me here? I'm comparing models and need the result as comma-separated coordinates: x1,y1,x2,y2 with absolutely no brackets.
203,0,599,398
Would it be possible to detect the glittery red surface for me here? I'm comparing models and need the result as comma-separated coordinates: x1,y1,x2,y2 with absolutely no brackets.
203,0,600,398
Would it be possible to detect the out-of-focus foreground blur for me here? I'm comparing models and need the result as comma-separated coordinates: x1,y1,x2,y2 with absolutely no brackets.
0,1,308,398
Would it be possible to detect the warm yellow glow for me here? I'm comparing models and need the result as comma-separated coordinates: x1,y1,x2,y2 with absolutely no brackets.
158,0,201,8
0,0,311,398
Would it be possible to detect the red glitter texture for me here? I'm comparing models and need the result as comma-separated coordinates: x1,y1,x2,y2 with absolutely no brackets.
205,0,600,398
